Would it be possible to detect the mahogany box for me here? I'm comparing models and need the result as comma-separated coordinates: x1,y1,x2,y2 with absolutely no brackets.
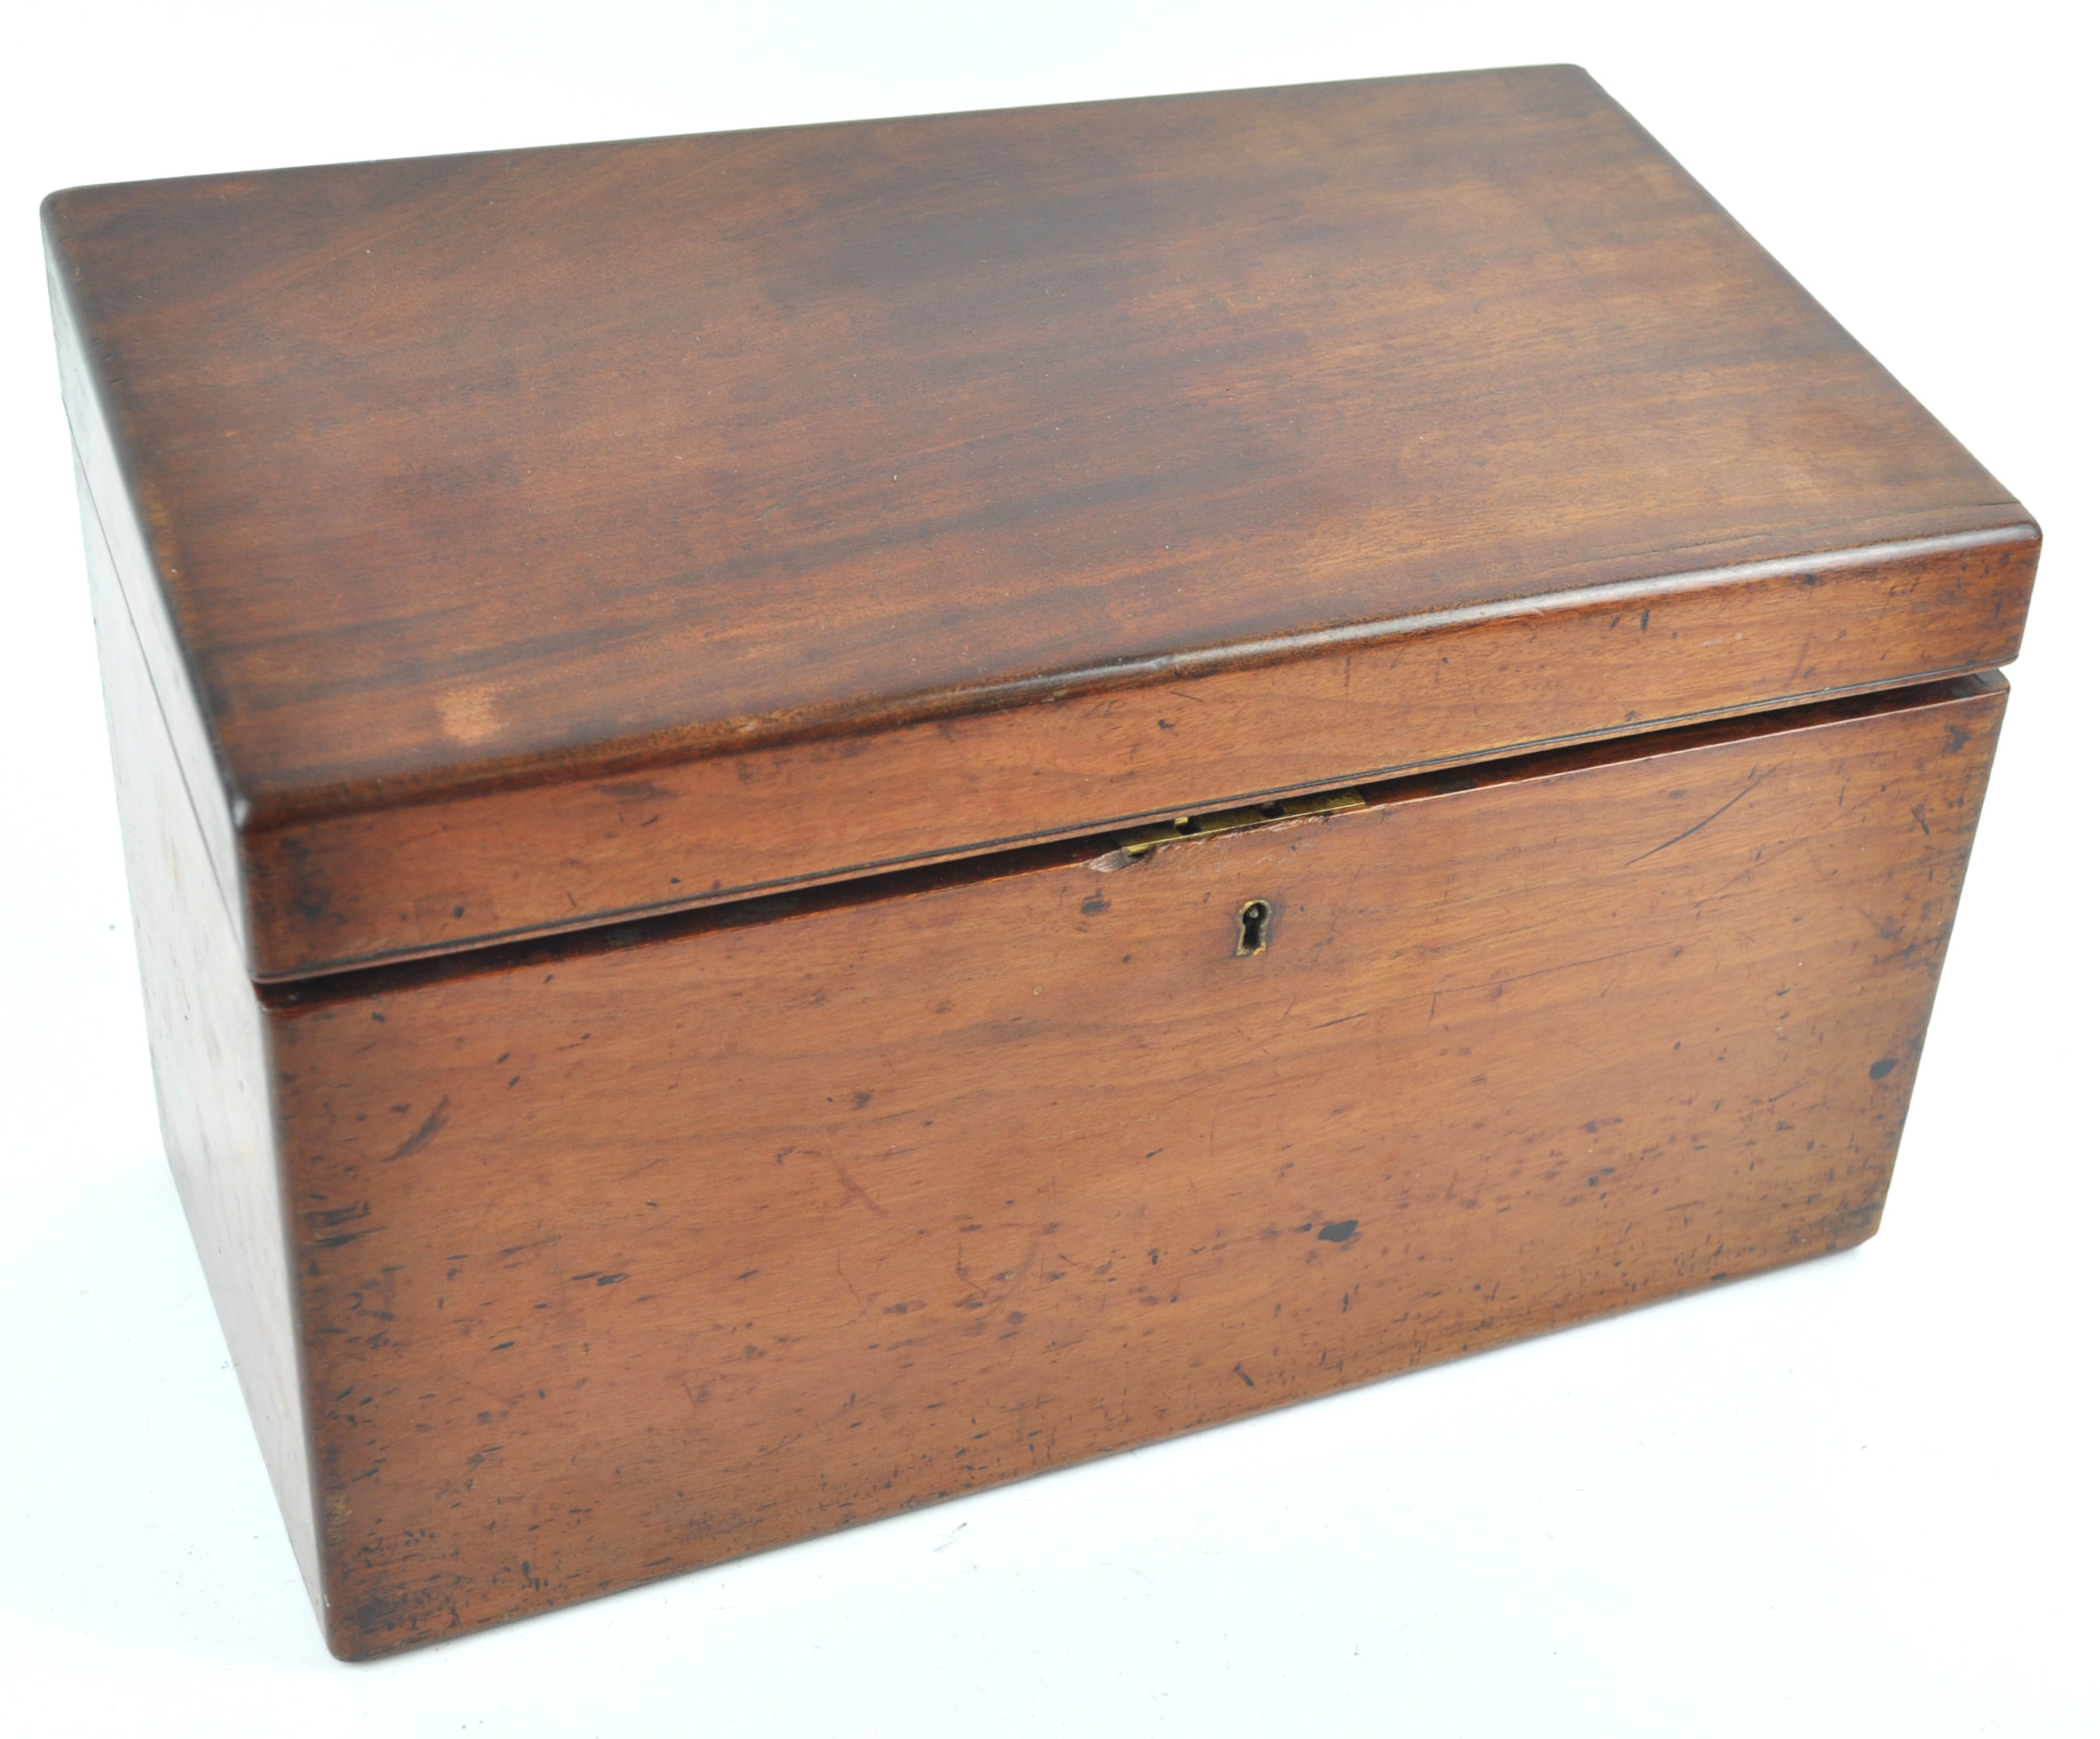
44,67,2038,1657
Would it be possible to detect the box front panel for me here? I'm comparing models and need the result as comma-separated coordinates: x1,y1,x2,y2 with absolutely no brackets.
273,680,2001,1656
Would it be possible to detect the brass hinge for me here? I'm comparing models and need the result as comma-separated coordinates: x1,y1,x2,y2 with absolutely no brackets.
1115,787,1366,858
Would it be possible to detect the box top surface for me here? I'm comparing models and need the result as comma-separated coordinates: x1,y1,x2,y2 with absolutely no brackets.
48,67,2036,977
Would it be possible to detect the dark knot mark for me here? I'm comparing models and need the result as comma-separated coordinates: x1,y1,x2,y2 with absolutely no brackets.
1868,1057,1898,1080
1318,1219,1359,1243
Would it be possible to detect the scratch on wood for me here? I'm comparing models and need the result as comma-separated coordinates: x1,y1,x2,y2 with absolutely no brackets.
1625,771,1760,866
379,1097,449,1163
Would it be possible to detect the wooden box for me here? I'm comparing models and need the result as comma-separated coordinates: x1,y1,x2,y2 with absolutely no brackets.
44,67,2037,1658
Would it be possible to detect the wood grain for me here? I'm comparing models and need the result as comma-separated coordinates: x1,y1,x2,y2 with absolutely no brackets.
265,673,2005,1656
44,67,2038,976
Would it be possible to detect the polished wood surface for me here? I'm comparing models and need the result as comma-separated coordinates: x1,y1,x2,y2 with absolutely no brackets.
260,674,2003,1656
45,67,2038,976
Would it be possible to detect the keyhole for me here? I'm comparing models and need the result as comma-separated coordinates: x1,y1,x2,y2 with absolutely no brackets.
1236,899,1273,956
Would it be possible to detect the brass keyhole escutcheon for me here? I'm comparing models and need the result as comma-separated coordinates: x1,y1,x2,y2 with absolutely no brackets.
1236,899,1273,956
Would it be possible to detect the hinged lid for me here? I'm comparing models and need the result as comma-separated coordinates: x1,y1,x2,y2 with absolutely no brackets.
45,66,2037,980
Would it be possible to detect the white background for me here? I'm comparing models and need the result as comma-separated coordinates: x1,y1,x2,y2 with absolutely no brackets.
3,3,2093,1733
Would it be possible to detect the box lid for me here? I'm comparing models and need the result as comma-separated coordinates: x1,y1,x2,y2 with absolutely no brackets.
45,66,2037,981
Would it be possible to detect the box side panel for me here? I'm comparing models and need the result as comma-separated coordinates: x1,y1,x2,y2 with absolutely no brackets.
274,678,2002,1657
245,526,2032,979
48,250,248,952
77,463,321,1616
